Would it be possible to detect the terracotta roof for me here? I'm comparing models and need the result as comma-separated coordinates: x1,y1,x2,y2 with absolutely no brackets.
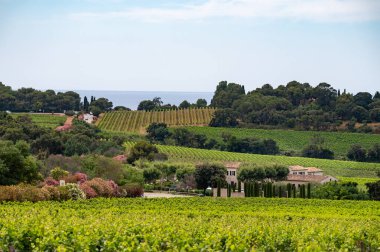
289,165,323,172
224,162,241,169
289,165,307,171
287,174,335,183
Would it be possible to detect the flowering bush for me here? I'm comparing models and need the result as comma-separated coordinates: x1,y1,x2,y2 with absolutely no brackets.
121,183,144,198
44,177,59,186
63,183,86,200
74,172,88,183
81,178,115,198
80,183,98,198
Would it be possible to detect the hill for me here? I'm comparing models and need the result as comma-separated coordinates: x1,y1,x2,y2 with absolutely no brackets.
183,126,380,159
97,108,215,132
125,142,380,178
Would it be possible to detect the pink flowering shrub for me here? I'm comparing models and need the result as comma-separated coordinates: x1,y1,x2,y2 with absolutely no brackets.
44,177,59,186
80,183,98,198
75,172,88,184
82,178,115,197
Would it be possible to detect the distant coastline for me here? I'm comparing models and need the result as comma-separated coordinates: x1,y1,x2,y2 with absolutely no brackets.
59,90,214,110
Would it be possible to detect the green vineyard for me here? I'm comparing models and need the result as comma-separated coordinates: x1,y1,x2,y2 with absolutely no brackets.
184,126,380,158
97,108,215,132
1,198,379,251
10,113,67,128
125,142,380,178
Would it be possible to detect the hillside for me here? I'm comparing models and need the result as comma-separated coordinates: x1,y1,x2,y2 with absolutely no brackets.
97,108,215,132
183,126,380,159
125,142,380,178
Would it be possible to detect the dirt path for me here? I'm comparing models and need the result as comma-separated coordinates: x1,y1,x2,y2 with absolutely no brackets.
63,116,73,126
143,192,192,198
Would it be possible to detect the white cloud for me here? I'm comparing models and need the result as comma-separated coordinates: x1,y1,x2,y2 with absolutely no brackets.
70,0,380,22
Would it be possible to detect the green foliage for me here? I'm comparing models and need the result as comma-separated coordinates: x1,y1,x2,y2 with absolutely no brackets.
143,167,161,184
366,180,380,200
0,198,380,250
146,123,170,143
50,167,69,180
209,108,239,127
347,144,367,162
127,141,159,164
237,164,289,182
0,140,41,185
210,81,245,108
302,135,334,159
313,182,368,200
194,162,226,192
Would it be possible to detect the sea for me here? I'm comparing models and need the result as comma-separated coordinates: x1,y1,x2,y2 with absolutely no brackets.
64,90,214,110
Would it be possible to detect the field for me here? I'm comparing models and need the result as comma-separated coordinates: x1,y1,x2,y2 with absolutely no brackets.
125,142,380,178
10,113,67,128
184,126,380,158
97,108,215,132
1,198,379,251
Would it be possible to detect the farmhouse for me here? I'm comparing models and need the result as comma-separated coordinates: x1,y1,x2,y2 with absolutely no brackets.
222,163,338,186
287,165,338,186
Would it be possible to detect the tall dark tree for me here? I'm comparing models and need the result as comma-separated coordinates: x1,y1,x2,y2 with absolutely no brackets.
210,81,245,108
194,163,226,193
83,96,89,111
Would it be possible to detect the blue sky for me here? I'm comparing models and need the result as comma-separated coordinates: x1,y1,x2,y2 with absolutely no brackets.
0,0,379,93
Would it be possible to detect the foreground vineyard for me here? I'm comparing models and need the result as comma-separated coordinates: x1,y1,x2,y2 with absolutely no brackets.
125,142,380,178
184,126,380,158
97,108,215,132
1,198,379,251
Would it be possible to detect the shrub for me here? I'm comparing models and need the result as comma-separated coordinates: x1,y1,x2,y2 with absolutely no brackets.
121,183,144,198
81,178,115,197
44,177,59,186
80,183,98,198
50,167,69,180
64,183,86,200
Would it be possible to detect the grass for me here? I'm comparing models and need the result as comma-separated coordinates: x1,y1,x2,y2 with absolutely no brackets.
183,126,380,158
11,113,67,128
125,142,380,178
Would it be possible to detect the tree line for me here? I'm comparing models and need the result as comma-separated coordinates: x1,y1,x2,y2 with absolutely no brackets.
209,81,380,133
0,82,112,115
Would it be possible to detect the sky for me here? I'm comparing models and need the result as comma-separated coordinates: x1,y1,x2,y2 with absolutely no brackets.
0,0,379,93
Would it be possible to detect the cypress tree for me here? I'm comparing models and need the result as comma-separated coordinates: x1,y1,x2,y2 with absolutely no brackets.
307,183,311,199
279,186,282,198
238,181,241,193
272,184,276,198
292,184,296,198
227,184,231,197
287,183,292,198
217,180,221,197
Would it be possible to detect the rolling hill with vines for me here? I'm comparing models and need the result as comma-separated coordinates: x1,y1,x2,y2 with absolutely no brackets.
97,108,215,132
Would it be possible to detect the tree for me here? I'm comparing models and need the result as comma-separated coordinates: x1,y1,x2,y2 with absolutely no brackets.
354,92,373,109
195,98,207,108
146,123,170,143
114,106,130,111
302,135,334,159
367,144,380,163
194,163,226,193
127,141,159,164
347,144,367,162
179,100,191,109
352,106,369,123
83,96,89,112
0,140,41,185
237,165,266,182
143,167,161,184
91,98,113,111
366,181,380,200
210,81,245,108
137,100,156,111
209,108,239,127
